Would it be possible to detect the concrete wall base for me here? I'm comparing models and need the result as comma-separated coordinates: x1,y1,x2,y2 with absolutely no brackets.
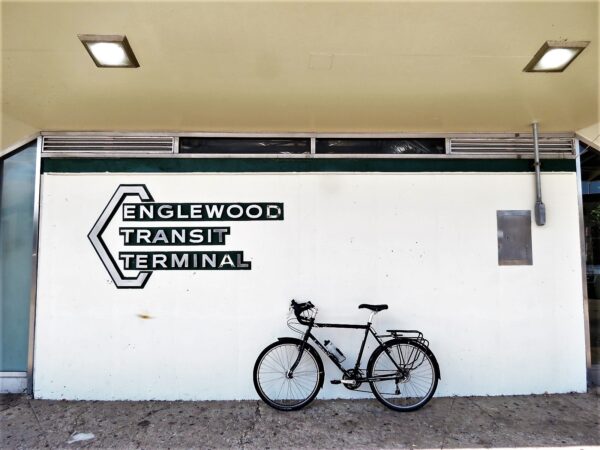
0,372,27,394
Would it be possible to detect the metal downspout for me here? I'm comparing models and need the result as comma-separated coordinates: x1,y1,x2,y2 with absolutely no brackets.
532,122,546,225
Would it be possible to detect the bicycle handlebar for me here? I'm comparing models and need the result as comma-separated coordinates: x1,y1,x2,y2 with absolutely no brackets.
290,299,315,324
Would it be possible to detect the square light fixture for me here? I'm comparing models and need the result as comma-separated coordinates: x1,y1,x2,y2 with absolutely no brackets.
523,40,589,72
78,34,140,68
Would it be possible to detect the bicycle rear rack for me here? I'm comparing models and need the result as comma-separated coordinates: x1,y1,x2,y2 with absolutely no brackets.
382,329,430,350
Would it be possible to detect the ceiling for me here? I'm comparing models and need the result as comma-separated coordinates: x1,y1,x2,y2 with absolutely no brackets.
1,1,599,149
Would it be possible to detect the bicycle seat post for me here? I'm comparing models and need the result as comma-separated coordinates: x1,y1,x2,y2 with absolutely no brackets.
368,311,378,325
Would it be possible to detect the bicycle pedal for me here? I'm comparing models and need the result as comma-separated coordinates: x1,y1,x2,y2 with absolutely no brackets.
330,380,341,385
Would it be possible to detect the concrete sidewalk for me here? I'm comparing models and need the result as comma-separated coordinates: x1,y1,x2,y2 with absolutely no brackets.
1,392,599,449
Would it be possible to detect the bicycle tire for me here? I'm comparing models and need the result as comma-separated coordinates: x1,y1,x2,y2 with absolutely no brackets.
367,338,439,412
253,338,324,411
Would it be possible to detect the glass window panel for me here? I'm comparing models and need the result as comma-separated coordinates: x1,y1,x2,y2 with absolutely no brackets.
315,138,445,154
0,141,36,371
582,150,600,365
179,138,310,154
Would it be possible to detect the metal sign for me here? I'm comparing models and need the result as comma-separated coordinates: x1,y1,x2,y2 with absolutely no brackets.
88,184,284,288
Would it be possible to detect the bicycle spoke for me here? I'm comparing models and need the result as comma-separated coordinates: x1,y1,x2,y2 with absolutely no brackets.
256,343,320,409
369,342,436,410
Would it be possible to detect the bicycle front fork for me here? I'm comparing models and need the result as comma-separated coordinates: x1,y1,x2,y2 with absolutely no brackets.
288,325,314,378
287,344,306,378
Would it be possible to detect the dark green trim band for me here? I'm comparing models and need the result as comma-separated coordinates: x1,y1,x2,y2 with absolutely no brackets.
42,158,576,173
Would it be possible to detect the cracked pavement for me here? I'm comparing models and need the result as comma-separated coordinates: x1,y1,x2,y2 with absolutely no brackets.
1,392,598,449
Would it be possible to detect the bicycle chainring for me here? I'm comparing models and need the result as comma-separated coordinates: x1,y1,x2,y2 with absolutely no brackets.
342,369,363,390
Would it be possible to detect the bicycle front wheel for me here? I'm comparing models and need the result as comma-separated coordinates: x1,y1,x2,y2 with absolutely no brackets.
253,338,324,411
367,339,438,411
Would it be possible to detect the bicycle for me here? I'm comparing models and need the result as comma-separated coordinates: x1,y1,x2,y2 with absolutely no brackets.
253,300,441,412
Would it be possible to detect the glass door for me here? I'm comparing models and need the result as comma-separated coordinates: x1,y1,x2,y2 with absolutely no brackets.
580,146,600,380
0,141,37,374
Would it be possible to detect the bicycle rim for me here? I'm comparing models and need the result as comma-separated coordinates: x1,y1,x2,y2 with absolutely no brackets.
369,342,436,410
255,343,320,409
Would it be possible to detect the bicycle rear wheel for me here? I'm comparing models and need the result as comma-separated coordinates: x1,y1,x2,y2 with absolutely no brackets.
253,338,324,411
367,339,438,411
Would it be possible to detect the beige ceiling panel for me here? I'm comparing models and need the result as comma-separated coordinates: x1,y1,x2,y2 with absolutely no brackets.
0,114,38,151
1,1,598,136
577,122,600,150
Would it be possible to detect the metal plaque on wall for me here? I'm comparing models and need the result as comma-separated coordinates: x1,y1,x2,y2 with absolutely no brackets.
497,210,533,265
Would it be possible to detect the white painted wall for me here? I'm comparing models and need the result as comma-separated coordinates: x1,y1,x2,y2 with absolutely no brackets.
34,172,587,400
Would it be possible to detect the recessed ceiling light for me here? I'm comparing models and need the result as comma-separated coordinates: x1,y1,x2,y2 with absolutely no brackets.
78,34,139,68
523,40,589,72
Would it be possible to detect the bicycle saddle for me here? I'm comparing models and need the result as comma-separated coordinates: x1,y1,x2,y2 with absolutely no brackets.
358,304,388,312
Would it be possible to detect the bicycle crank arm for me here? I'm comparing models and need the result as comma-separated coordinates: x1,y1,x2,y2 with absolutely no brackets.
330,379,358,385
333,376,403,385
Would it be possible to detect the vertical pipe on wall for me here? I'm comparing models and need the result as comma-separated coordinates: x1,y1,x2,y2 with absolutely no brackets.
532,122,546,225
26,136,43,395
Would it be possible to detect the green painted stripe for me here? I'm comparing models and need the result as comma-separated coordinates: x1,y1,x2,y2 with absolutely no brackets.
41,157,576,173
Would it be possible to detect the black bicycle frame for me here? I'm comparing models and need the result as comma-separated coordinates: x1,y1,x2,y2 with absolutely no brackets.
288,317,401,382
